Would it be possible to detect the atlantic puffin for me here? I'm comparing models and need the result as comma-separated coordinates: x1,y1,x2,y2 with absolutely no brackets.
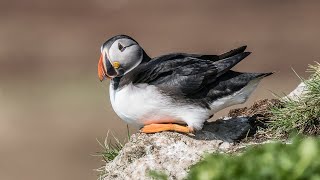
98,35,272,134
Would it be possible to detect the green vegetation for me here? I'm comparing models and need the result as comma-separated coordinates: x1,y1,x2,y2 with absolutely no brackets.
187,137,320,180
96,132,124,162
95,132,124,180
270,63,320,135
95,126,130,180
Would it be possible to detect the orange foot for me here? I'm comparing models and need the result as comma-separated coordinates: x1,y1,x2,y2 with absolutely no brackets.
140,123,194,134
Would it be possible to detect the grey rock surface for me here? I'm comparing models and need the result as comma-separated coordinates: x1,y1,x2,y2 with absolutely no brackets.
103,117,255,180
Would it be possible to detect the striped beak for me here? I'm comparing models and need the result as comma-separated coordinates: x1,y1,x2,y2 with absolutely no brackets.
98,54,107,82
98,53,122,81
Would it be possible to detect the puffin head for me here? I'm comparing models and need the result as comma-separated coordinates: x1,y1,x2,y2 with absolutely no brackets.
98,35,144,81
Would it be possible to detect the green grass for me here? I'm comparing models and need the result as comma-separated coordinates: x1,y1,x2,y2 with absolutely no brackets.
187,137,320,180
270,63,320,135
94,125,130,180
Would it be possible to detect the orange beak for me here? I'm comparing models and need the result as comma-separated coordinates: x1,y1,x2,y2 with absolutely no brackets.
98,54,107,82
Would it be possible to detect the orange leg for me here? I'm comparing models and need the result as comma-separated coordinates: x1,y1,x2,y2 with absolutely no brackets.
140,123,194,134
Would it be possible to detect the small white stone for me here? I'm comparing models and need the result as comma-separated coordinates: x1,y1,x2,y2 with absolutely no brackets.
283,82,307,101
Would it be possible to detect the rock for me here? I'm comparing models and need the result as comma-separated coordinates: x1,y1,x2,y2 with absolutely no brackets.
283,82,307,101
103,117,259,180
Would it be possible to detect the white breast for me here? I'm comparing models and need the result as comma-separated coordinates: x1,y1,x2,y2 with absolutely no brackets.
109,82,209,130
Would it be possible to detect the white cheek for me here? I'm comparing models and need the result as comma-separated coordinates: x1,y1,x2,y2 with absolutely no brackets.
108,41,143,74
108,47,121,63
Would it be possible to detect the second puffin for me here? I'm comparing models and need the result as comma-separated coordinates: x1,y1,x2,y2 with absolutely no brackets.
98,35,272,134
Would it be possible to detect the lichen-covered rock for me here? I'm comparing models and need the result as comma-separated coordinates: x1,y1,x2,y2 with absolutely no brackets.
103,117,257,180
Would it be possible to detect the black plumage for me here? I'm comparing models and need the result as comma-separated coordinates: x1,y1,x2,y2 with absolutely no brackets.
113,45,272,109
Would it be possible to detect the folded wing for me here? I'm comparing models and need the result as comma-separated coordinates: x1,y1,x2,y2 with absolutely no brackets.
122,46,251,95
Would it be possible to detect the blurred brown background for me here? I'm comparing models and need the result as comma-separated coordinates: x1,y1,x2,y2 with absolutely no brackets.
0,0,319,179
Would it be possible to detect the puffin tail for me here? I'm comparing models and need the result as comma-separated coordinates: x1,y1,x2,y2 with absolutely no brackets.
206,71,273,113
213,51,251,77
218,45,247,60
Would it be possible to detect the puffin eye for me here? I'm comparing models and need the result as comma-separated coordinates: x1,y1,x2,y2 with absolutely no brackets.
118,43,125,52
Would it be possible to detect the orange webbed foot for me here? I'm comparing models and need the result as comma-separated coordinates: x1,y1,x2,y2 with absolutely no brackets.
140,123,194,134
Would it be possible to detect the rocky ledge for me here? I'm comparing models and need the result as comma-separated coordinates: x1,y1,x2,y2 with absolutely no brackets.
103,98,280,180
